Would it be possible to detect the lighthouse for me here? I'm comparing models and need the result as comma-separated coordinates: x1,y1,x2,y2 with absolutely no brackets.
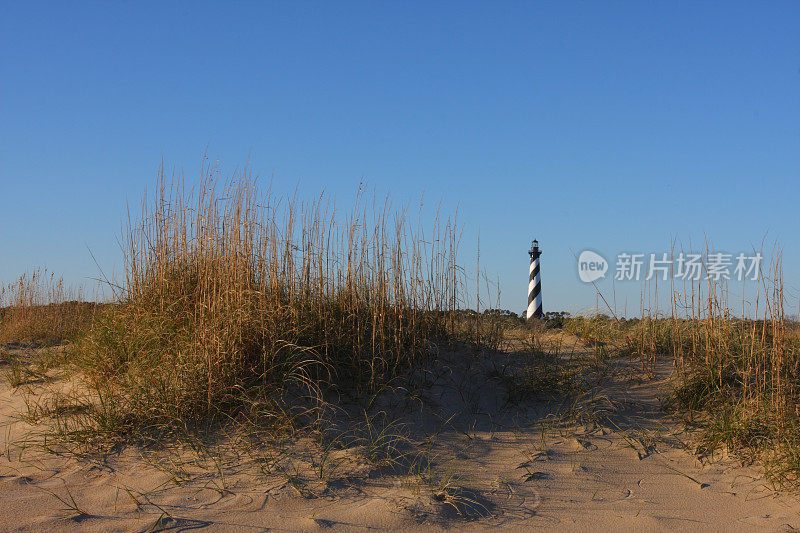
527,240,542,320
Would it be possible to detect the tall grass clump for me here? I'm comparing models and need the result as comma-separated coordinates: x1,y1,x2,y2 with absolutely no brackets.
73,163,462,435
634,247,800,486
0,269,94,346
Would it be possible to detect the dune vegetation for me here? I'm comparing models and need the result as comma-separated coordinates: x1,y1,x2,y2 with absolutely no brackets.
2,166,800,531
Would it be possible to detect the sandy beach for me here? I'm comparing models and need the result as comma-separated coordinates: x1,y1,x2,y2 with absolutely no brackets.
3,334,798,532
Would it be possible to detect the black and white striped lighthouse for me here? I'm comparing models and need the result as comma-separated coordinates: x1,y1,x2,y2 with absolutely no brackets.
527,240,542,320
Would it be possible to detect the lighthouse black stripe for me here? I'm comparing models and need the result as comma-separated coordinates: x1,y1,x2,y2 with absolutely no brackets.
528,285,536,304
529,263,540,281
530,283,540,299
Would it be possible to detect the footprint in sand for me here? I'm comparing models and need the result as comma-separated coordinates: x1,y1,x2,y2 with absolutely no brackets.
308,517,337,528
522,471,551,481
568,438,598,451
553,462,589,475
6,475,33,486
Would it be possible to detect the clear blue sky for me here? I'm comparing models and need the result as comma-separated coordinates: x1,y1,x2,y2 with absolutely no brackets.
2,2,798,316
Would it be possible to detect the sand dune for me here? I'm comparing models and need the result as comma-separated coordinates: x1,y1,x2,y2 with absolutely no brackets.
2,336,799,531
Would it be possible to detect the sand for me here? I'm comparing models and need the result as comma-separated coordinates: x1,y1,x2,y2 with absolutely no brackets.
2,336,800,532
